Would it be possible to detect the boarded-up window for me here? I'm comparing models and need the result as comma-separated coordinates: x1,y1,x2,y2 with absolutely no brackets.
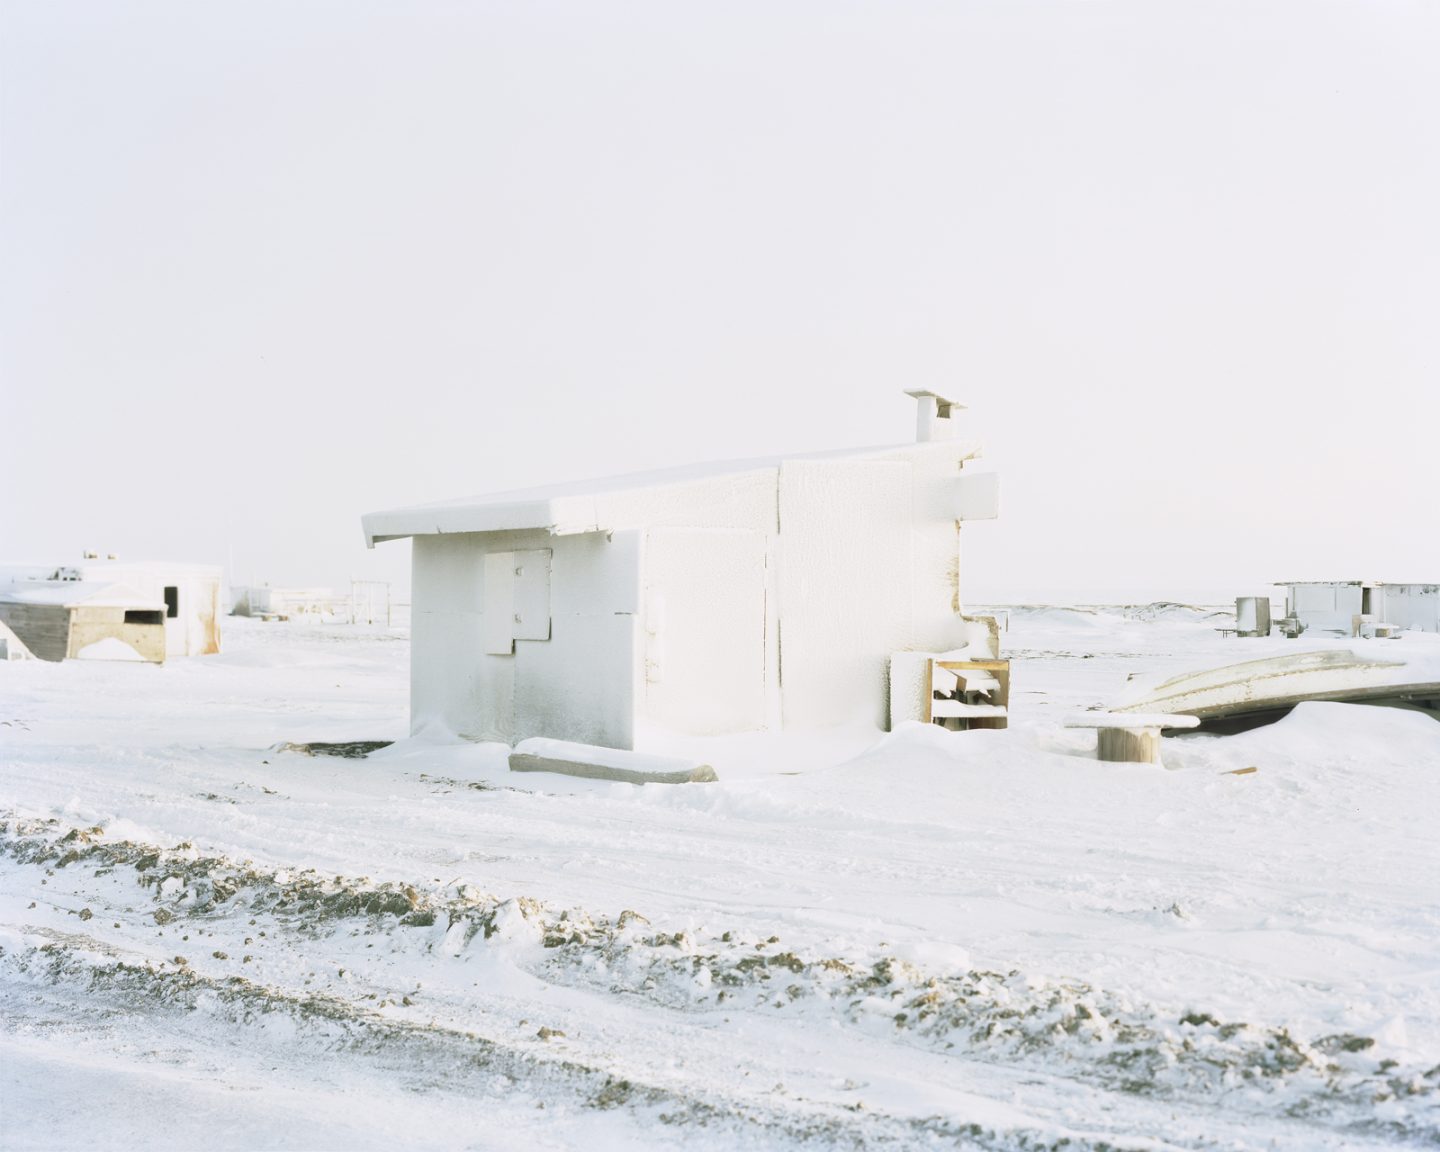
482,550,552,655
163,587,179,618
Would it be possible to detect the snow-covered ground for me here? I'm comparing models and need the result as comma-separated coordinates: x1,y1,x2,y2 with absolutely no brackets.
3,607,1438,1150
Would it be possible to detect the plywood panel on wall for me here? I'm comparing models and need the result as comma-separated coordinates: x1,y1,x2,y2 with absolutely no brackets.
641,528,769,736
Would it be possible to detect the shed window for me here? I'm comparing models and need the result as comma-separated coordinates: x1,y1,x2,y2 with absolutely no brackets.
124,610,164,626
163,587,178,618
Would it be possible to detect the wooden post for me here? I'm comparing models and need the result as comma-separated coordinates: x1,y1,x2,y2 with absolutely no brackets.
1096,726,1163,764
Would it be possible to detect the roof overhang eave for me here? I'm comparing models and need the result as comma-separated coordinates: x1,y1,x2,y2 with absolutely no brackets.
362,514,611,548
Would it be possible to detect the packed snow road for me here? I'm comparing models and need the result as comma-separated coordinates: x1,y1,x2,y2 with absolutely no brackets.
2,610,1438,1149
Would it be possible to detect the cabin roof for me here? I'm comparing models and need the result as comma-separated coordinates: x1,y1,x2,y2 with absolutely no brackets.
0,561,223,584
1275,579,1375,587
362,439,980,546
1276,580,1435,588
0,581,163,610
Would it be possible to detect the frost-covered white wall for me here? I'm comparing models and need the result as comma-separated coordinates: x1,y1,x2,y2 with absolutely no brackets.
410,531,641,747
1282,582,1439,635
515,530,643,747
1285,583,1367,634
640,527,771,735
776,459,913,728
407,471,778,748
776,443,972,729
1380,584,1440,633
398,440,983,748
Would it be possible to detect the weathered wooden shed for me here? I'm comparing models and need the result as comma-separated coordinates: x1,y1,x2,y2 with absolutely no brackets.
0,561,223,657
0,582,167,663
362,392,1000,750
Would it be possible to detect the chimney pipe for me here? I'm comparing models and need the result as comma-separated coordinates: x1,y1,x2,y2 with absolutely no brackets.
903,390,965,442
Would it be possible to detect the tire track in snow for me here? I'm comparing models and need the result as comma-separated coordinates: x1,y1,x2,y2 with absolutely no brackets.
3,815,1435,1149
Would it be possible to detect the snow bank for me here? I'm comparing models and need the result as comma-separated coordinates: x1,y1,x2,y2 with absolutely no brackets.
3,607,1438,1149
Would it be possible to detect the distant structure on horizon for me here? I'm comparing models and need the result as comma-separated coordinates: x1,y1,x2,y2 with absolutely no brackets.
0,558,223,663
362,390,1001,750
231,584,335,620
1277,580,1440,636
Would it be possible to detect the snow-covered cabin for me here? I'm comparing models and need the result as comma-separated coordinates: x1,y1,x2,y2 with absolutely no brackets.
0,581,167,663
362,392,1000,750
0,561,223,658
1278,580,1440,635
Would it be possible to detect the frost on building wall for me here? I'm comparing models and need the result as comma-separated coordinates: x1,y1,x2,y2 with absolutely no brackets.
1279,581,1373,635
362,392,1000,750
1278,580,1440,635
1379,584,1440,633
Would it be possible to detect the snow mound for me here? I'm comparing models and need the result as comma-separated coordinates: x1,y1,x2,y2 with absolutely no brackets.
1194,700,1440,772
0,620,34,660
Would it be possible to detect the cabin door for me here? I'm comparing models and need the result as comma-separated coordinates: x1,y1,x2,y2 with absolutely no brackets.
642,528,768,735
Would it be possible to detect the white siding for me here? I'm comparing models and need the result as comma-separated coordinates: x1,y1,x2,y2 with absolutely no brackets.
411,530,641,746
399,439,982,746
411,534,508,740
1381,584,1440,633
1287,584,1366,634
640,527,770,735
776,458,915,729
512,532,641,749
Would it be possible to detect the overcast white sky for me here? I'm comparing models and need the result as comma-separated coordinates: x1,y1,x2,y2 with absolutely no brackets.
3,1,1437,603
